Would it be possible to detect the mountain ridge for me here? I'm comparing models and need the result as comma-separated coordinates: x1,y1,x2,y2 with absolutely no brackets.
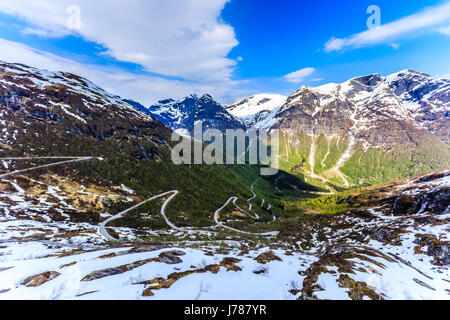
265,70,449,187
1,60,448,190
147,93,246,135
120,68,449,188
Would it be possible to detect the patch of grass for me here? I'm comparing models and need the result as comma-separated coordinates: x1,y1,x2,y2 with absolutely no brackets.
291,194,352,214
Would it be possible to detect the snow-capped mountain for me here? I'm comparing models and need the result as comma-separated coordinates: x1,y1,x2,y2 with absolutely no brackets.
148,94,246,134
0,61,172,158
272,71,449,145
235,71,449,137
0,62,448,301
226,94,287,128
254,70,450,186
385,70,450,143
2,60,447,187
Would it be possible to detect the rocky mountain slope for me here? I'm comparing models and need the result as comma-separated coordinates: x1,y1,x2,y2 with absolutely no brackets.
141,70,449,189
147,94,246,135
0,60,299,223
385,70,449,144
0,61,173,160
240,71,450,188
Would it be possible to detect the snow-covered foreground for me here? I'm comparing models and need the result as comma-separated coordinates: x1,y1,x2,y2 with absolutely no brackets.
0,169,448,300
0,244,316,300
0,226,447,300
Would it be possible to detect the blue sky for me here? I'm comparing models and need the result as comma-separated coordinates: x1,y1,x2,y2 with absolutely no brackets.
0,0,449,104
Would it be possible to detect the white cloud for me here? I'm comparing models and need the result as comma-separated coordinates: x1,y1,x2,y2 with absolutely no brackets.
284,67,315,83
21,27,65,38
0,38,250,105
0,0,239,82
437,25,450,35
325,2,450,52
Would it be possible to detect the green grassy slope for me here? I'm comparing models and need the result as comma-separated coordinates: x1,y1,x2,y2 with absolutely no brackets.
278,128,450,189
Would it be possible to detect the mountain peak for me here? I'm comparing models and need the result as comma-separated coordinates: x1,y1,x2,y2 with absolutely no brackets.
148,93,245,133
348,73,383,86
226,93,287,128
385,69,433,83
200,93,214,100
176,93,216,105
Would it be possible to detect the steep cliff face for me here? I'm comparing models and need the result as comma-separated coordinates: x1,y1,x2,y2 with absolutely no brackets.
236,71,450,187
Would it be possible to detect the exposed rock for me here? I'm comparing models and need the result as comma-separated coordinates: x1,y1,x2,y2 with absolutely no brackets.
337,274,383,300
139,256,243,297
416,172,449,184
413,234,449,265
82,250,187,282
82,258,158,281
158,250,185,264
392,195,421,215
140,264,221,297
253,269,266,275
413,278,436,291
289,289,301,296
60,262,77,268
76,290,99,297
220,257,242,271
361,226,404,245
300,244,396,299
98,252,117,259
255,251,282,264
418,189,450,215
22,271,61,287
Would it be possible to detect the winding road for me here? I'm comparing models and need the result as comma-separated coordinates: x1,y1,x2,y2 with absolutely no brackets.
213,197,279,237
1,156,279,240
0,157,95,179
100,188,279,240
247,182,257,211
99,190,179,241
99,190,216,241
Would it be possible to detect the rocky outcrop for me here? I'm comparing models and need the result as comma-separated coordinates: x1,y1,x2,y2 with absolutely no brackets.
22,271,61,287
254,251,282,264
